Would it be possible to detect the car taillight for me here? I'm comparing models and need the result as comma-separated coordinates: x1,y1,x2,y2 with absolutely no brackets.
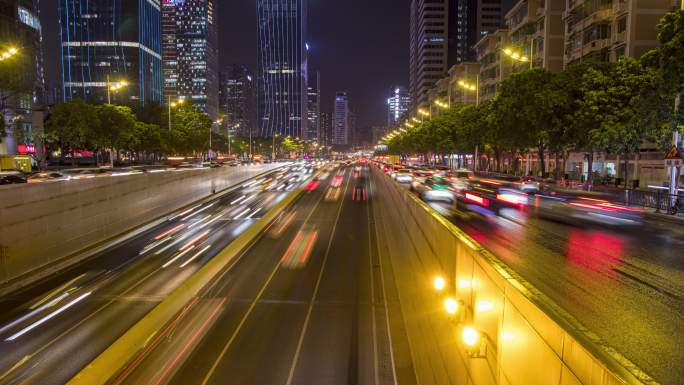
465,192,488,206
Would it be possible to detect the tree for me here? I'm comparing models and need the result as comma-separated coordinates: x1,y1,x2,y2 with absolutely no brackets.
164,106,212,156
94,104,137,164
45,100,100,165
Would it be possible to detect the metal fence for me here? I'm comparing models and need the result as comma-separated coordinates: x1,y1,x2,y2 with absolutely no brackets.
626,189,684,214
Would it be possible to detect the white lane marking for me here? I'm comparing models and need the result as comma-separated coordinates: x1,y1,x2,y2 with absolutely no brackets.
6,292,92,341
233,208,251,220
245,207,262,219
231,195,247,205
179,245,212,268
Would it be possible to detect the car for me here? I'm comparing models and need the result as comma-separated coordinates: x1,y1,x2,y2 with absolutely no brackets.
535,190,643,226
394,168,413,183
456,179,529,214
517,177,541,194
410,170,434,190
415,176,455,202
27,171,69,183
0,173,28,185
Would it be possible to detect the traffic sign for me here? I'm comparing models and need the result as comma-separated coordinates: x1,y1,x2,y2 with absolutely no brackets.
664,146,683,167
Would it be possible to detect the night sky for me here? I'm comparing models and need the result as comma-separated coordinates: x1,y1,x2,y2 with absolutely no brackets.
39,1,512,130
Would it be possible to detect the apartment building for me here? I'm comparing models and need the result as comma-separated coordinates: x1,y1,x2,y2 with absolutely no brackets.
506,0,565,73
563,0,675,66
474,29,511,102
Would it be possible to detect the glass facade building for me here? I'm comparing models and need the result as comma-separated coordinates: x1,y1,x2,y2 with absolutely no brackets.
333,92,348,146
306,70,320,141
162,0,218,119
386,86,410,127
59,0,163,105
256,0,308,138
219,64,255,138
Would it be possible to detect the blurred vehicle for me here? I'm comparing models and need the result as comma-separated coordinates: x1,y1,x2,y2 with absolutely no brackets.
449,168,475,180
61,168,112,179
0,172,28,185
518,177,541,194
415,176,454,202
410,170,434,190
27,171,69,183
331,175,344,188
535,191,643,226
394,168,413,183
456,180,528,214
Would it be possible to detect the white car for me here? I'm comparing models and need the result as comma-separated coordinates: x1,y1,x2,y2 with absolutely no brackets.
394,169,413,183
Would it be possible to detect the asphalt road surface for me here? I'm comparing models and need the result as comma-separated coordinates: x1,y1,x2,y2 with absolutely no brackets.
0,165,306,385
425,194,684,385
110,164,398,385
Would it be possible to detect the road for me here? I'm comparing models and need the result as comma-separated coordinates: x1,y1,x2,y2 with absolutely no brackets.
0,165,305,385
109,164,398,385
426,195,684,385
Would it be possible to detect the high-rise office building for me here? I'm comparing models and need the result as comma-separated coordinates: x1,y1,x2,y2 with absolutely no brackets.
306,70,321,141
257,0,308,138
0,0,45,155
387,86,411,127
162,0,219,119
319,111,331,146
409,0,502,108
333,92,348,146
59,0,163,105
219,65,255,138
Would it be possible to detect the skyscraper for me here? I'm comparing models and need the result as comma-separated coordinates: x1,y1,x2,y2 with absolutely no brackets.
333,92,348,146
219,64,255,138
409,0,502,108
257,0,308,138
59,0,163,105
162,0,219,119
306,70,321,141
387,86,411,127
319,111,331,146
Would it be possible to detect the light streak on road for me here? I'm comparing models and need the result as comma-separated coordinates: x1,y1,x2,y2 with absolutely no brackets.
0,293,70,335
179,231,211,252
233,208,251,220
162,246,196,269
5,292,92,341
230,195,247,205
245,208,262,219
155,224,186,240
179,245,212,268
182,203,216,221
168,205,202,221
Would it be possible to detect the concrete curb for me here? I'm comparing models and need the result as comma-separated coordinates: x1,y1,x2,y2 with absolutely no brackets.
67,186,303,385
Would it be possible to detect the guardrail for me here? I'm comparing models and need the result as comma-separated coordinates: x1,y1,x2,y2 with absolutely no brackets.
373,166,657,385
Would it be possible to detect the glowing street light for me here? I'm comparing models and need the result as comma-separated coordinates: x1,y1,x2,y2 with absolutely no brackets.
0,46,19,62
168,97,185,130
462,326,481,347
433,276,446,292
444,297,459,315
106,76,128,104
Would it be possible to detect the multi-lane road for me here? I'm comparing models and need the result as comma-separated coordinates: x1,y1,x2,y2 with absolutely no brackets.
427,193,684,385
106,164,398,385
0,166,306,384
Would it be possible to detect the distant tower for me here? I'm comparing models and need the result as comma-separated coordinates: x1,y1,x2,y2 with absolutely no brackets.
257,0,308,138
307,70,321,141
387,86,411,127
333,92,349,146
219,65,256,138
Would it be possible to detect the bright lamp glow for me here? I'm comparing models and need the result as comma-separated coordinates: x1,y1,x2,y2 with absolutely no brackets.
462,327,480,347
475,300,494,313
433,276,446,291
444,298,459,315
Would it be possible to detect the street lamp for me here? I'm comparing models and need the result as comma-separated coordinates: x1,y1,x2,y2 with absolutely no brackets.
272,133,280,161
457,76,480,106
106,75,128,104
168,97,184,130
418,108,430,119
0,46,19,62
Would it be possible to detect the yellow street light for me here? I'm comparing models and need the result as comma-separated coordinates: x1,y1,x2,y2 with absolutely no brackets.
444,297,459,315
412,117,421,123
0,46,19,62
462,326,481,347
433,276,446,292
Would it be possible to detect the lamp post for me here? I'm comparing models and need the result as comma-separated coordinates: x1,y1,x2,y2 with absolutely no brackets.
272,133,280,161
167,97,184,131
106,75,128,105
0,46,19,62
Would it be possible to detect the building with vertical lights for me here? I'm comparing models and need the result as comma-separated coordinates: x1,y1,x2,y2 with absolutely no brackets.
163,0,219,119
306,70,320,141
257,0,308,138
59,0,163,105
386,86,410,127
0,0,45,155
333,92,348,146
219,64,255,138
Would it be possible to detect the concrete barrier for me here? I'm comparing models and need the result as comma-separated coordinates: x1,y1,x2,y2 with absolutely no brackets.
372,167,657,385
0,164,281,295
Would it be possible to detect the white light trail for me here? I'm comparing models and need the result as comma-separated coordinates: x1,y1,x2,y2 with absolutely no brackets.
179,245,212,268
6,292,92,341
162,246,196,268
0,293,70,335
